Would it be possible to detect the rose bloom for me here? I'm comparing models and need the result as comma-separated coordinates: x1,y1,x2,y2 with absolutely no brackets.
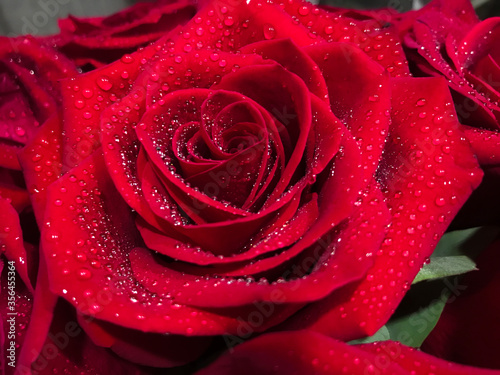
42,0,198,69
392,0,500,228
2,0,498,373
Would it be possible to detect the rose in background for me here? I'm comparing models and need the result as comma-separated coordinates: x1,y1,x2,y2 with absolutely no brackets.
41,0,198,69
0,36,77,304
0,36,76,210
391,0,500,228
421,237,500,370
333,0,500,173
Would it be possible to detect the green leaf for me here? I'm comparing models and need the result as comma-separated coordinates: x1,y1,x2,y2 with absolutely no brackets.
384,297,447,348
348,326,390,345
431,226,500,259
412,256,477,284
348,295,447,348
411,226,499,284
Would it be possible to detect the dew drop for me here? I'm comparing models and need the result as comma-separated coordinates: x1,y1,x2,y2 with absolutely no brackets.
263,24,276,40
324,25,334,35
298,5,310,16
77,268,92,280
416,98,426,107
82,88,94,99
96,76,113,91
435,197,446,206
14,127,26,137
121,54,134,64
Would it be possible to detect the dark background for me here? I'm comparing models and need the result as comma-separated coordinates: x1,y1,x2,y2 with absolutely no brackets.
0,0,498,36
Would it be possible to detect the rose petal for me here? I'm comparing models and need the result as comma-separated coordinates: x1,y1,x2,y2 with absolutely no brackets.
239,38,329,103
0,197,33,291
280,1,410,77
359,341,499,375
462,125,500,167
196,330,406,375
305,42,391,182
77,316,212,368
61,40,160,171
18,113,63,225
42,151,297,335
283,77,483,340
130,182,388,308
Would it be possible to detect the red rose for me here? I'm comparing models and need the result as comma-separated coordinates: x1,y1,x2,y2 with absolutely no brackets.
16,0,483,371
43,0,198,69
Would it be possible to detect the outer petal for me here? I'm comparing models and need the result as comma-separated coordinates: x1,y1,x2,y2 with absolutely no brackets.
462,125,500,167
61,40,159,171
196,331,406,375
77,316,211,368
18,114,63,226
52,0,197,67
304,42,391,182
280,0,410,77
283,77,483,340
0,259,33,375
196,330,498,375
358,341,499,375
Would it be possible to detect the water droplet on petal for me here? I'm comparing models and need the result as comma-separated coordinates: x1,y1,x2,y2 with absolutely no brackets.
263,24,276,40
77,268,92,280
416,98,426,107
435,197,446,206
96,76,113,91
298,5,310,16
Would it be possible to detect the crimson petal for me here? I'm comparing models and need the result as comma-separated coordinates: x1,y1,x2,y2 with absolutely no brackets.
283,77,483,340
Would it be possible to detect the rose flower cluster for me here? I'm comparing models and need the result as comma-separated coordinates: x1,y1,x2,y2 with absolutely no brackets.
1,0,499,374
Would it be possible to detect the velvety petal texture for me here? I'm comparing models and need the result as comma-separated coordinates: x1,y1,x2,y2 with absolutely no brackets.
0,37,76,210
196,331,499,375
421,238,500,369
